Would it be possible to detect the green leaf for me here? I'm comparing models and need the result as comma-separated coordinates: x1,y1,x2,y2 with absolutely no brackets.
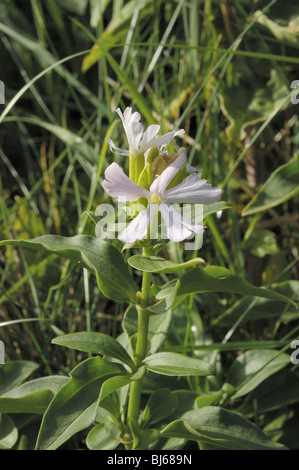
213,280,299,327
177,266,298,308
242,155,299,215
127,255,205,273
227,349,291,399
195,390,224,409
0,235,139,302
86,422,119,450
140,389,178,427
161,407,288,450
243,228,279,258
52,332,135,369
147,280,178,314
202,201,232,218
237,369,299,418
99,367,145,403
0,376,69,414
129,419,160,450
0,414,18,450
35,357,125,450
143,352,215,377
0,361,39,396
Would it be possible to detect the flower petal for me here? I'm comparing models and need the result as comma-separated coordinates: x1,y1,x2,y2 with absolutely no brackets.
138,124,161,153
102,162,150,201
159,203,203,242
118,207,151,243
116,108,143,156
150,151,186,195
105,138,130,156
164,173,222,204
154,129,185,150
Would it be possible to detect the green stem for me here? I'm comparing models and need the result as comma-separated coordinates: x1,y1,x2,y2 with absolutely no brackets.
129,151,136,183
135,154,145,184
126,248,152,437
127,306,150,423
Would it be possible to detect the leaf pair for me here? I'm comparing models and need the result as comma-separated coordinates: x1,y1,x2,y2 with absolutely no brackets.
1,235,296,309
53,331,215,378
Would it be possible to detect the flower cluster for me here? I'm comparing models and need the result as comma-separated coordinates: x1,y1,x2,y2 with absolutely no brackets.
102,107,222,244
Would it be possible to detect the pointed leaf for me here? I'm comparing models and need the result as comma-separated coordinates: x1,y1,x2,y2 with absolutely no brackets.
127,255,205,273
227,349,291,399
178,266,298,308
0,361,39,396
52,332,135,369
0,376,69,414
140,389,178,427
161,407,288,450
143,352,215,377
0,414,18,450
99,367,145,403
242,155,299,215
0,235,139,302
36,357,124,450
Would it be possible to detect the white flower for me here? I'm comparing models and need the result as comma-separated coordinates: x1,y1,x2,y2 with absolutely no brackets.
106,107,185,158
102,152,222,243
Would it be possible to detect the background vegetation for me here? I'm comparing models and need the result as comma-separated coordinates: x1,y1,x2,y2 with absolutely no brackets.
0,0,298,450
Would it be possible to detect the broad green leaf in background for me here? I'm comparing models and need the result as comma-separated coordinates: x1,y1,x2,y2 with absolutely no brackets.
0,235,139,303
177,266,298,308
127,255,205,273
0,361,39,396
160,407,288,450
52,332,136,369
242,154,299,215
237,369,299,418
140,389,178,428
213,280,299,327
0,414,18,450
0,376,69,414
243,228,279,258
227,349,291,399
143,352,215,377
36,356,125,450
